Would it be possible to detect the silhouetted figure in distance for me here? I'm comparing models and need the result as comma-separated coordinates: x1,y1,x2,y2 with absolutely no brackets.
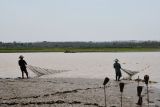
18,55,28,79
113,59,122,81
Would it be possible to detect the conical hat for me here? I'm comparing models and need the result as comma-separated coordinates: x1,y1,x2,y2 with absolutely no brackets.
19,55,24,58
114,58,119,62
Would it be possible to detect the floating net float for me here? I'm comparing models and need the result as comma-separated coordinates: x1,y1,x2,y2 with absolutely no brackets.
121,68,139,80
27,65,70,77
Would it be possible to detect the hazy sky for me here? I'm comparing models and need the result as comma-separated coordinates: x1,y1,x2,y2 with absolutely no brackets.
0,0,160,42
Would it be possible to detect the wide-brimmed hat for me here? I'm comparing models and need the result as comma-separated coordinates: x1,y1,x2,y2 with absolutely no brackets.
19,55,24,58
114,58,119,62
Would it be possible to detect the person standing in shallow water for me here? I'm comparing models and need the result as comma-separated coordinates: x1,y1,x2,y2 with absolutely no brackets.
18,55,28,79
113,59,122,81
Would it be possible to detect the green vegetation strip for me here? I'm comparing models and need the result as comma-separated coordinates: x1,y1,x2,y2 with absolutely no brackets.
0,48,160,53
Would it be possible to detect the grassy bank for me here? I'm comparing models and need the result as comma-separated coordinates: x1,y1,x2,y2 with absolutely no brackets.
0,47,160,53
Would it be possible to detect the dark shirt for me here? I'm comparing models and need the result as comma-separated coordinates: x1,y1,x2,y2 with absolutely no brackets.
114,62,121,72
19,59,27,68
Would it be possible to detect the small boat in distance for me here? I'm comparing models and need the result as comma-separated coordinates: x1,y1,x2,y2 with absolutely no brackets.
64,50,76,53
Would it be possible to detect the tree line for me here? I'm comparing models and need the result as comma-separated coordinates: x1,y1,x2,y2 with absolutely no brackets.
0,41,160,48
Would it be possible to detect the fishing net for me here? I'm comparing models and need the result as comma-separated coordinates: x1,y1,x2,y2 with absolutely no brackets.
121,68,139,80
27,65,69,77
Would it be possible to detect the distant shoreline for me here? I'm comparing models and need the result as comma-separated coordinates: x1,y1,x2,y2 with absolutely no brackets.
0,47,160,53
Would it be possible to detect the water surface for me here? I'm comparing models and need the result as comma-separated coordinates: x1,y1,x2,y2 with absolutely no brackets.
0,52,160,88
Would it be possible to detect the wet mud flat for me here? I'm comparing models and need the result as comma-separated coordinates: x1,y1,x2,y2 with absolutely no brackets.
0,78,160,107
